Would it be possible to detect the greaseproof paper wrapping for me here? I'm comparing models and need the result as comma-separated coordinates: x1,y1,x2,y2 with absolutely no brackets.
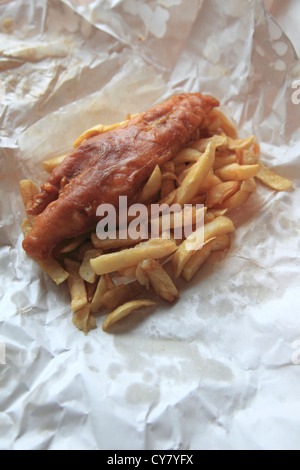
0,0,299,450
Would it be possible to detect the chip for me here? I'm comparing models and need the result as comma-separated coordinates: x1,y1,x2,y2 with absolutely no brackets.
72,305,97,336
182,235,231,282
138,165,162,204
256,162,293,192
39,258,69,286
137,259,179,302
102,299,157,331
175,141,216,206
43,154,68,173
64,259,88,312
100,282,142,311
90,238,178,276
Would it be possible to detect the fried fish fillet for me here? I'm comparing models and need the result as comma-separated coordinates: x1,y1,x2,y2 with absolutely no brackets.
23,93,219,260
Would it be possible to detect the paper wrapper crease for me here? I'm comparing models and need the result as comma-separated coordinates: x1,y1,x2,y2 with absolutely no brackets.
0,0,300,450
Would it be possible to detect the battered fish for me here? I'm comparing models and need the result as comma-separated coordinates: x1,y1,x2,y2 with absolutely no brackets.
23,93,219,260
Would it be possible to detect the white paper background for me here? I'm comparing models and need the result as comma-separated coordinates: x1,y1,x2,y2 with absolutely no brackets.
0,0,300,450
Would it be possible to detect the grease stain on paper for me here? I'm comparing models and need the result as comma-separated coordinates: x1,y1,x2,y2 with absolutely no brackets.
123,0,170,38
273,59,287,72
268,20,283,41
107,362,122,380
2,39,71,62
273,41,288,57
227,0,251,18
203,36,221,65
125,382,160,405
2,17,14,34
157,0,182,7
114,336,233,390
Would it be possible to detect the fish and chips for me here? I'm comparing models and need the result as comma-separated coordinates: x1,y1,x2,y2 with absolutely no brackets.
19,93,293,334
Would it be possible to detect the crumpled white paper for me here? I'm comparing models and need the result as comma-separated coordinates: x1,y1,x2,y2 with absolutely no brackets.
0,0,300,451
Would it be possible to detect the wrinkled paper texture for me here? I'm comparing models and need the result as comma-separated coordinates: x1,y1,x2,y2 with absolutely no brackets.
0,0,300,450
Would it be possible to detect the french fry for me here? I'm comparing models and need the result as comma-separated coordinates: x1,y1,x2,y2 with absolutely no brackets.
213,154,237,171
190,135,227,153
64,259,88,312
138,165,162,204
171,215,230,279
241,178,257,193
175,142,216,206
136,264,151,290
19,179,39,209
227,135,256,151
203,216,235,242
21,218,33,238
60,234,88,254
172,148,202,165
236,148,244,165
182,239,224,283
72,116,137,148
171,230,214,279
171,215,235,278
202,110,218,131
190,195,207,206
216,189,251,211
100,281,142,310
156,206,206,235
20,203,70,286
137,259,179,302
194,170,222,194
256,162,293,191
161,172,177,182
176,216,235,278
241,149,259,165
91,275,109,313
204,212,216,223
209,109,238,139
38,257,69,285
160,162,175,173
215,163,260,182
206,117,222,133
79,248,103,284
91,232,143,250
182,235,231,282
210,208,228,217
73,125,108,148
119,265,138,279
72,305,97,335
90,238,178,276
43,154,68,173
38,259,69,285
158,161,177,199
177,163,195,185
160,178,176,199
206,181,240,208
253,142,260,156
102,299,157,331
157,189,177,206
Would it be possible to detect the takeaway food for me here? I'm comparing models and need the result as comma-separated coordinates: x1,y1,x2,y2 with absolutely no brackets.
19,94,293,334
